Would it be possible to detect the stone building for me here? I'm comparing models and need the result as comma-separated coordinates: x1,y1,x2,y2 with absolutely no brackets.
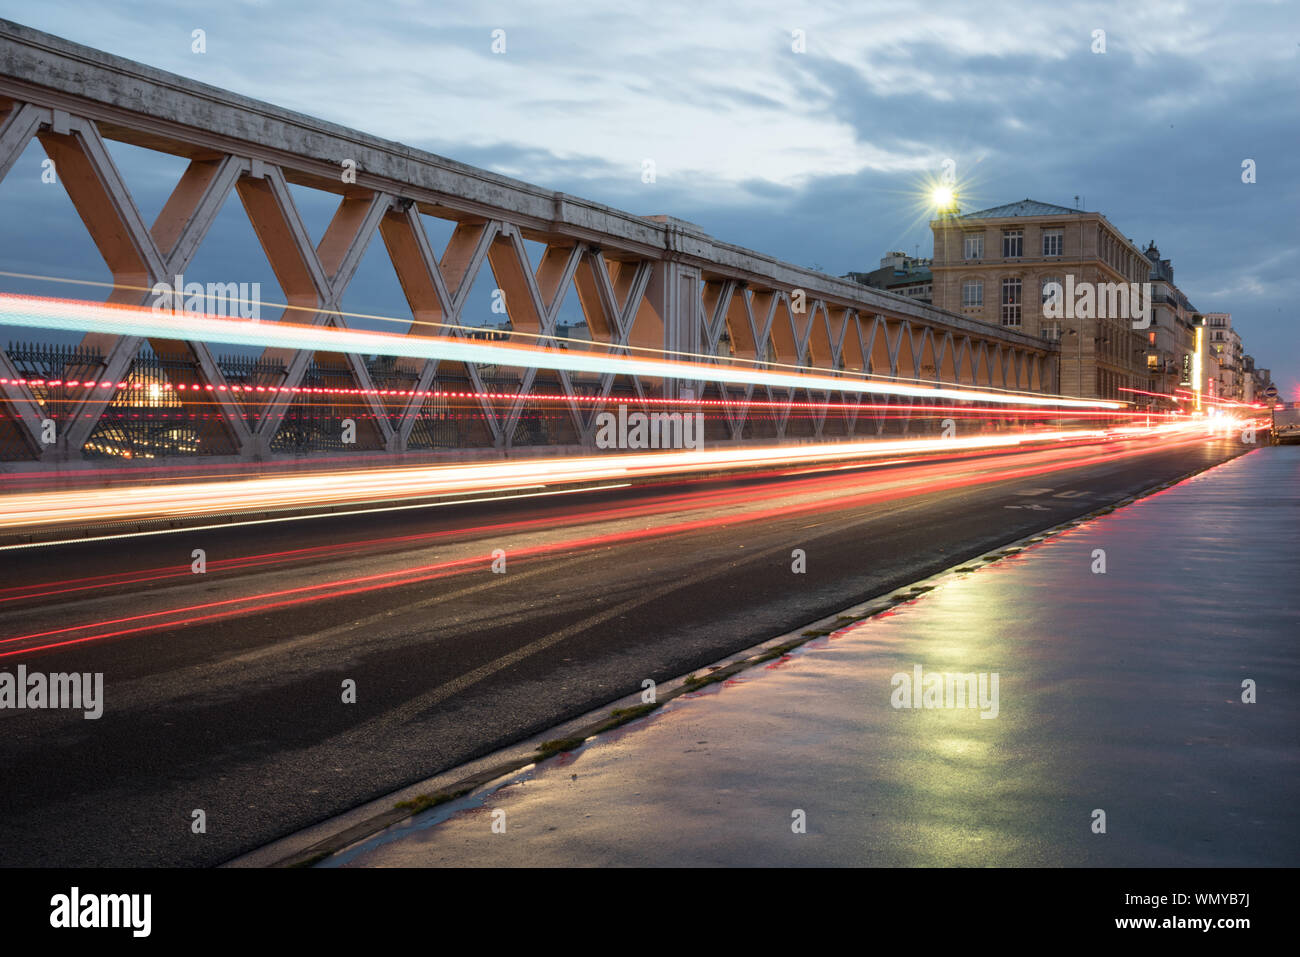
843,251,933,304
931,199,1149,400
1142,241,1199,407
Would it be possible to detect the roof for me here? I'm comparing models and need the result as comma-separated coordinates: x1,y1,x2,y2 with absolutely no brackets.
957,199,1084,220
844,264,932,290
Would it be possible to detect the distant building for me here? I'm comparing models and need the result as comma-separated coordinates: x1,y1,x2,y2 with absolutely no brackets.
843,251,932,304
555,322,592,345
1240,355,1257,402
1253,365,1275,403
1142,241,1199,406
1203,312,1244,401
932,198,1156,401
463,320,512,342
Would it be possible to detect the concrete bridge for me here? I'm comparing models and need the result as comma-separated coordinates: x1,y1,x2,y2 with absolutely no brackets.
0,19,1060,466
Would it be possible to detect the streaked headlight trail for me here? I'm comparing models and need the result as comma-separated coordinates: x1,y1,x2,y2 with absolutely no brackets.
0,421,1216,536
0,294,1124,410
0,425,1220,659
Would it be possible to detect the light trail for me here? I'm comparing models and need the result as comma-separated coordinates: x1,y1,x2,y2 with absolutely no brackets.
1119,387,1187,402
0,483,637,552
0,293,1124,410
0,382,1167,419
0,422,1209,535
0,418,1140,493
1172,389,1266,411
0,426,1217,659
0,269,1095,392
0,434,1149,595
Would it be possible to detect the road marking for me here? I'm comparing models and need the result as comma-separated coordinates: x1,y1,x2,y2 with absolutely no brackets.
1053,490,1089,498
1015,488,1054,496
333,574,686,743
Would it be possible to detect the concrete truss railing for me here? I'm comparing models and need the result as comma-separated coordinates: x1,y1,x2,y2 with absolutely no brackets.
0,19,1057,465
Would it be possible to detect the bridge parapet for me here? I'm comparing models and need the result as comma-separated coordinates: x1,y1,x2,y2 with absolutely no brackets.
0,18,1060,465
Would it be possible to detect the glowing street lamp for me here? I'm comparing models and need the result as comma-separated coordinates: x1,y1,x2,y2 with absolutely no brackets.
930,184,960,313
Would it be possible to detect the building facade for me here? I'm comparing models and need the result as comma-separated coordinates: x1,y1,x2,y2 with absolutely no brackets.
1143,242,1199,408
843,251,933,304
1203,312,1244,401
1240,355,1257,402
1251,364,1275,404
932,199,1150,400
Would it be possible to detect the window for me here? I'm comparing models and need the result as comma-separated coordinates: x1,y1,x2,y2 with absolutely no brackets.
962,280,983,308
1002,230,1023,258
963,234,984,260
1041,276,1063,310
1042,229,1063,257
1001,278,1022,326
1042,323,1062,341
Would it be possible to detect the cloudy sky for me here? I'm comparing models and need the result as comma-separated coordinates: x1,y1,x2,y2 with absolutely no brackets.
2,0,1296,393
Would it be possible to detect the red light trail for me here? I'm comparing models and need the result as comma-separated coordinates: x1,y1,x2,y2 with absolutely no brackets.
0,426,1219,659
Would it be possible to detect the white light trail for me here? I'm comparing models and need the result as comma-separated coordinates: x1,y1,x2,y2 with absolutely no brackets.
0,294,1124,410
0,422,1209,535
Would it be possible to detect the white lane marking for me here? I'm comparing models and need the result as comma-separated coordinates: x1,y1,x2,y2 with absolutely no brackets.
1053,490,1089,498
1015,488,1055,496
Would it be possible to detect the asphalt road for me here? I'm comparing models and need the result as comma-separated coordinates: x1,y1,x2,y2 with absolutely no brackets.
0,433,1247,866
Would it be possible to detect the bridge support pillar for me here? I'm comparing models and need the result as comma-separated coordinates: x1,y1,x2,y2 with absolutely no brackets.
648,260,703,402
